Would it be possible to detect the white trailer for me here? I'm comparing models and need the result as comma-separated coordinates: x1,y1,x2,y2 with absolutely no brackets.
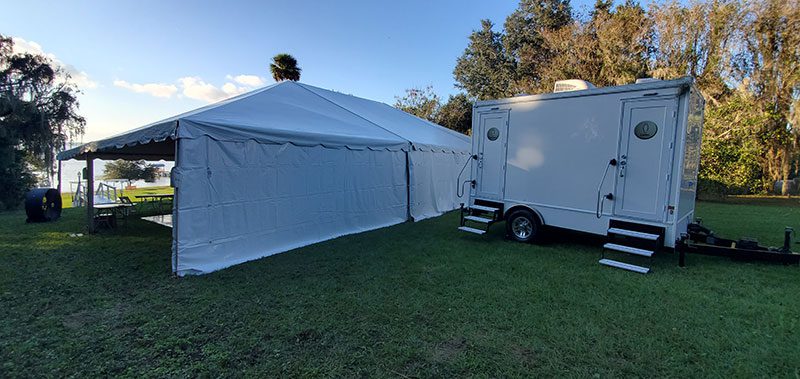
458,77,704,273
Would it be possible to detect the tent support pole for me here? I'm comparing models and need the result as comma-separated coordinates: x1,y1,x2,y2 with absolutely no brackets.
172,136,180,277
57,159,62,193
86,154,95,233
405,150,412,222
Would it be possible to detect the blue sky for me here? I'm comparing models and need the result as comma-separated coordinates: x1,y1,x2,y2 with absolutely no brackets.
1,0,595,141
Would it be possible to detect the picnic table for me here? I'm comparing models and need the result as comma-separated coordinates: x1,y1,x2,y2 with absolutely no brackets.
134,193,174,214
93,203,134,229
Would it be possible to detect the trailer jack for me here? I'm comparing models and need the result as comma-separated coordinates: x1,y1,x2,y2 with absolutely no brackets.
677,222,800,266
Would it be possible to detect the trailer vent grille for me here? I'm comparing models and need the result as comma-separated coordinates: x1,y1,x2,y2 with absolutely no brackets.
554,79,595,93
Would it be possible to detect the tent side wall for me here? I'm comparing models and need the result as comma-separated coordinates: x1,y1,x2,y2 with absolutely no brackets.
172,135,409,276
408,149,471,221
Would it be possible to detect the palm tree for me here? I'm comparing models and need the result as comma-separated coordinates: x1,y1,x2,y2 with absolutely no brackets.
269,54,301,82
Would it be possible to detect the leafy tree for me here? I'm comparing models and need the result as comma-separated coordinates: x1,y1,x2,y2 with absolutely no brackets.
538,0,651,89
700,91,770,193
0,141,35,209
269,53,301,82
435,94,473,135
394,85,440,122
649,0,741,105
592,0,613,17
503,0,573,93
103,160,157,182
0,35,85,209
738,0,800,195
536,21,601,87
394,87,473,135
593,1,652,85
453,20,515,100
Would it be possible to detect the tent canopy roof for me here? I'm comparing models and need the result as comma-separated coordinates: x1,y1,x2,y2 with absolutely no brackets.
58,81,470,161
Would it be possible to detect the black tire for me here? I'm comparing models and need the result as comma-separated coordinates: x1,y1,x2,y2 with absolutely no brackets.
506,210,540,243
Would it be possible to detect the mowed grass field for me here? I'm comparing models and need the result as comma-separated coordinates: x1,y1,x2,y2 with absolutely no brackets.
1,199,799,377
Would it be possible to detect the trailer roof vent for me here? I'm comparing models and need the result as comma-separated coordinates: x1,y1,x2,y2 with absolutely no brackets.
553,79,595,93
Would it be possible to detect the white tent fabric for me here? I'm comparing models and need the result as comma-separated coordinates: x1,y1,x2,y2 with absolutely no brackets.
59,81,471,276
173,138,409,275
295,84,472,220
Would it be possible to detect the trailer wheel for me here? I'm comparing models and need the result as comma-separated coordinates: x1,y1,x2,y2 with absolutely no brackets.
506,210,540,243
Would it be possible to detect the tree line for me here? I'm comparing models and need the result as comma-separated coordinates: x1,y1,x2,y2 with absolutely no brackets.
397,0,800,195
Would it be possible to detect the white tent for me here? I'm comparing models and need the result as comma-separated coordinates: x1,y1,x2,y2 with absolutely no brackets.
58,81,471,276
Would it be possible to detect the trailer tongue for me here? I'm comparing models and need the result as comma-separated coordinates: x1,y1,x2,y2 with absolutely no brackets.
677,223,800,266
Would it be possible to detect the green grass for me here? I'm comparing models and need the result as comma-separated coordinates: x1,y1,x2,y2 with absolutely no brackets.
1,201,799,377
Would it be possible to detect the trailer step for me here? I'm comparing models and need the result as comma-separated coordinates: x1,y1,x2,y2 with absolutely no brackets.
464,215,493,223
603,243,654,257
608,227,660,241
469,204,499,212
599,259,650,274
458,226,486,235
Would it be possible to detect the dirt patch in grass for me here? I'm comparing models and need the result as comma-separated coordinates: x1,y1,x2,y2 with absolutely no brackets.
432,337,467,362
292,329,321,345
512,345,537,368
62,310,94,330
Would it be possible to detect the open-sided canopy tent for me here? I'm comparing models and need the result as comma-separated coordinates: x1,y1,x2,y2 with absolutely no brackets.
59,81,471,275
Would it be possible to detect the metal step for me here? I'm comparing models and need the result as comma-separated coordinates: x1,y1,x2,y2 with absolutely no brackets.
469,204,499,212
599,258,650,274
603,243,654,257
458,226,486,235
608,227,660,241
464,215,493,223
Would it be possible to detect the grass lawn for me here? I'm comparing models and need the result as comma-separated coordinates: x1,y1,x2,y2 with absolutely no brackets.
1,199,799,377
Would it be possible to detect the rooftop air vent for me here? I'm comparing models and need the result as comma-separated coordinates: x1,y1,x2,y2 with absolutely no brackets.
553,79,595,93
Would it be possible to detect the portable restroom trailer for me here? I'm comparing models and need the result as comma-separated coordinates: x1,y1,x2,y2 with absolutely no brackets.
458,77,704,273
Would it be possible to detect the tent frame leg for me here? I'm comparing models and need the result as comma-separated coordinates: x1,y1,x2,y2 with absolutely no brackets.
172,137,180,277
86,154,95,233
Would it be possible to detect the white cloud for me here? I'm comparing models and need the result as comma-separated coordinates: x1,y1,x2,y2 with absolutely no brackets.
226,74,265,87
11,37,98,89
113,74,261,103
179,77,253,103
221,82,249,96
178,76,229,103
113,80,178,98
221,82,238,94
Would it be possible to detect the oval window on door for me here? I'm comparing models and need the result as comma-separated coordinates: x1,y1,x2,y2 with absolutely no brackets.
487,127,500,141
634,121,658,140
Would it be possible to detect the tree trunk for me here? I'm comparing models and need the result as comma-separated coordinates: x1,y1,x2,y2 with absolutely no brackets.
768,148,781,187
781,146,791,196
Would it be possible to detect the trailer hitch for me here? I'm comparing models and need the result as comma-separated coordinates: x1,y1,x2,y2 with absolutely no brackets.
678,222,800,267
782,227,794,253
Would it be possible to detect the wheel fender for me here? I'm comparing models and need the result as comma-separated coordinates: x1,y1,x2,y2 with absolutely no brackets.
504,204,544,226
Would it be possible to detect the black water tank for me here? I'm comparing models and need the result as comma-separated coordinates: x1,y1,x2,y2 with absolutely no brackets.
25,188,62,223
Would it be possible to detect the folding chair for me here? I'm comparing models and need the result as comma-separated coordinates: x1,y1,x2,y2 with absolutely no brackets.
117,196,136,225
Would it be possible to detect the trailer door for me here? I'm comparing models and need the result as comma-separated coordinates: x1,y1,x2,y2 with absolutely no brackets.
475,110,509,200
614,98,677,221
